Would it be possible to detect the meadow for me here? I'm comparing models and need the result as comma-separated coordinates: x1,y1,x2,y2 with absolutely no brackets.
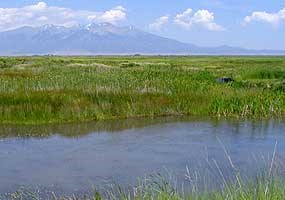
0,56,285,124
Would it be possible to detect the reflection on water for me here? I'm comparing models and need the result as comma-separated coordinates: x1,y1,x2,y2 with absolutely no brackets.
1,117,283,139
0,117,189,138
0,117,285,194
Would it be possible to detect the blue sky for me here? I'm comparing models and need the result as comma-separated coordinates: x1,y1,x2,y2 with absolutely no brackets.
0,0,285,50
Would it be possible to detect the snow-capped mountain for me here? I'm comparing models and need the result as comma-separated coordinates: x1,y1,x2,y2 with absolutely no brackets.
0,23,284,55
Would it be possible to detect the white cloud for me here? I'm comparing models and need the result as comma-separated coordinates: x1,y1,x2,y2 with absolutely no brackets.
149,15,169,30
0,2,127,31
174,8,224,31
97,6,126,23
243,8,285,26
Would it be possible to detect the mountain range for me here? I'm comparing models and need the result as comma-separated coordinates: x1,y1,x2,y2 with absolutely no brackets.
0,23,284,55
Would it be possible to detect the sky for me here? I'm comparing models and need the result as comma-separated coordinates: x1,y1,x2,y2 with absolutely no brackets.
0,0,285,50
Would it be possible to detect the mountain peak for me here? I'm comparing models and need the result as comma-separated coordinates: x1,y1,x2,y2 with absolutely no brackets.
98,22,114,27
40,24,64,30
81,23,138,35
85,22,113,29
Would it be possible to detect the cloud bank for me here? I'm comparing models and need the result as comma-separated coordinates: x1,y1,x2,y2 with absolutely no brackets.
174,8,224,31
244,8,285,26
0,2,127,31
149,15,169,30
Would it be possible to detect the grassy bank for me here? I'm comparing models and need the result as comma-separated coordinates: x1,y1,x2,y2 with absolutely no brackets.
1,56,285,124
3,176,285,200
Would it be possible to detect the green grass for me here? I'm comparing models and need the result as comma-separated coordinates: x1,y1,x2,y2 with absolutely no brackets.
3,176,285,200
1,56,285,124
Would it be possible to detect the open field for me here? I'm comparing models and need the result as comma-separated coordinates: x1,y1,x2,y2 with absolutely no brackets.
0,56,285,124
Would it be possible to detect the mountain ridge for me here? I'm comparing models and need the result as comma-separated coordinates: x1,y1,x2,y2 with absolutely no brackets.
0,23,284,55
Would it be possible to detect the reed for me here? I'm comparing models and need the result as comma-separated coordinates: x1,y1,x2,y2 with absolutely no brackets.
3,172,285,200
0,56,285,124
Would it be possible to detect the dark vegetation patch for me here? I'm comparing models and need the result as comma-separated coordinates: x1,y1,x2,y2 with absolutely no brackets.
0,71,38,78
246,68,285,79
119,62,141,68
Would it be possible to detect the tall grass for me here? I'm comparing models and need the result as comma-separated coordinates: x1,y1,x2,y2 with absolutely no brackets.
2,169,285,200
0,56,285,124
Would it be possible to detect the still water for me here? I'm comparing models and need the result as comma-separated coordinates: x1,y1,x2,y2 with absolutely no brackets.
0,117,285,194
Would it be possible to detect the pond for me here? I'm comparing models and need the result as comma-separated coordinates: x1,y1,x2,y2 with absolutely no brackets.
0,117,285,195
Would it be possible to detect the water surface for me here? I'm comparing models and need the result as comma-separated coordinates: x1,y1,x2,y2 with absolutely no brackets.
0,117,285,194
